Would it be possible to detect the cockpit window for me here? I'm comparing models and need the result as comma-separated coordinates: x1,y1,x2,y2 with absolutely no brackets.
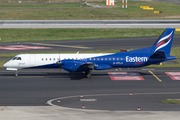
12,57,17,60
16,57,21,60
12,57,21,60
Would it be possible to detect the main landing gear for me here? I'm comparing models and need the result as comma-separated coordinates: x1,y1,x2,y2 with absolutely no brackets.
85,70,92,78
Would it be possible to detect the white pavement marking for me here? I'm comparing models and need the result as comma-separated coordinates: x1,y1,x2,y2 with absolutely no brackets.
165,72,180,80
110,76,144,80
47,92,180,108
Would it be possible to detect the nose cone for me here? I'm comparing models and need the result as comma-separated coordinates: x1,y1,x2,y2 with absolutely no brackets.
3,62,8,68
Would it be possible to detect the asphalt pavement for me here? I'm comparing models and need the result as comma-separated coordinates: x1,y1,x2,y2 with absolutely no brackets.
0,35,180,54
0,68,180,111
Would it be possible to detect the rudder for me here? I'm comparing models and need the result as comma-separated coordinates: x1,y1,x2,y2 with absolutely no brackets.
153,28,175,55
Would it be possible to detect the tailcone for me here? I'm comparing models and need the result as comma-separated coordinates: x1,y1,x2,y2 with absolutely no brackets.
165,56,176,61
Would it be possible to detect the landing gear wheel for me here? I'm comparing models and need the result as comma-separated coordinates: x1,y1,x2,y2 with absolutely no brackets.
85,70,92,78
15,70,18,77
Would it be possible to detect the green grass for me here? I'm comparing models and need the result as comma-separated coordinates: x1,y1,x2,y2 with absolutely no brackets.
146,61,180,68
0,60,7,68
1,28,180,43
0,1,180,20
0,2,91,8
161,99,180,104
169,47,180,59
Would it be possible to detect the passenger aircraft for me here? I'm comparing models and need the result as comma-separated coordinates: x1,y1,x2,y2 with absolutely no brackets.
3,28,176,78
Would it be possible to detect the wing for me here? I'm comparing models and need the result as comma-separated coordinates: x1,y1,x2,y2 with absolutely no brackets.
61,60,95,72
78,62,95,70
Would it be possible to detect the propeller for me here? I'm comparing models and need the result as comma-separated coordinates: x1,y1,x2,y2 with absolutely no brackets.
56,52,62,74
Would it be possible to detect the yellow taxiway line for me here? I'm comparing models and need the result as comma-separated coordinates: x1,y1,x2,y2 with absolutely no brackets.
176,28,180,31
149,71,162,82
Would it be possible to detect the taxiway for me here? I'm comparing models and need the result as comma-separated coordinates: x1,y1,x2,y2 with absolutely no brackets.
0,68,180,111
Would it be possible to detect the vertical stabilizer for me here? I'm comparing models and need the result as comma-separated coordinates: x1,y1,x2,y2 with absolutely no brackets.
153,28,175,55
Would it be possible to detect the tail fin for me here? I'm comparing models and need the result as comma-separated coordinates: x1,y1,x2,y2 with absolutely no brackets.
153,28,175,55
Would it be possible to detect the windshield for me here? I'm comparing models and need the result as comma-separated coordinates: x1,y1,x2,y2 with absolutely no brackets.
12,57,21,60
12,57,17,60
16,57,21,60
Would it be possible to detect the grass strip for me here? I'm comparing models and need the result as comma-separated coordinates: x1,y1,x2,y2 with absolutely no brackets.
0,1,180,20
1,28,180,43
0,60,7,68
161,99,180,104
0,2,91,8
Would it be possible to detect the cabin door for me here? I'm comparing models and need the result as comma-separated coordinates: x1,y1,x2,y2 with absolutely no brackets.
29,55,35,67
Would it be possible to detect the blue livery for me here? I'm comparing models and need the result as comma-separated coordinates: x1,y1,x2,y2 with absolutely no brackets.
60,28,176,77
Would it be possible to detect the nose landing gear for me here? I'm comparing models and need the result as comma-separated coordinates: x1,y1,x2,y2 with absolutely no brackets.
15,70,18,77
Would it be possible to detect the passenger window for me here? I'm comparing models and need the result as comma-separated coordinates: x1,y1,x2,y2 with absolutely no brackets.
54,58,55,61
105,58,107,60
109,58,111,60
117,58,119,60
49,58,51,61
113,58,115,60
121,58,123,60
101,58,103,60
93,58,95,60
97,58,99,60
42,58,44,61
46,58,47,61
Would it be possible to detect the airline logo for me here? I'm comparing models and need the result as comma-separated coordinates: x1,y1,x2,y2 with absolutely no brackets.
126,56,148,62
154,31,173,52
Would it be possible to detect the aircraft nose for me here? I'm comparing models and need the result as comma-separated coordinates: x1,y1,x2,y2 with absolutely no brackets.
3,62,8,68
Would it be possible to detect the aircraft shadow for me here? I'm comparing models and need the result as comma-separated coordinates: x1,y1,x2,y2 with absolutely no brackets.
0,72,109,80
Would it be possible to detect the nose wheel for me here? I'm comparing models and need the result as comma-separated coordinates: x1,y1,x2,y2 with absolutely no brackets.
15,70,18,77
85,70,92,78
